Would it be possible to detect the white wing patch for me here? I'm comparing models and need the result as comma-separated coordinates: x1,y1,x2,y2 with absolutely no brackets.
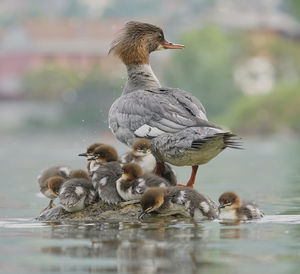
59,187,66,195
99,177,108,186
176,190,185,204
159,183,166,187
59,167,70,176
75,186,84,196
90,164,99,172
246,205,255,212
185,200,191,210
200,201,210,213
134,124,165,138
137,178,145,186
92,173,98,180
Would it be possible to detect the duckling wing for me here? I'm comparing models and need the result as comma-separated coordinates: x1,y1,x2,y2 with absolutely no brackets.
91,162,123,204
109,87,219,144
170,187,218,219
133,174,170,195
240,202,264,219
59,179,88,207
120,152,134,164
161,163,177,186
38,165,70,189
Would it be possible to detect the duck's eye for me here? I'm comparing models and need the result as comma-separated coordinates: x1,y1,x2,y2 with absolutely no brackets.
158,33,163,40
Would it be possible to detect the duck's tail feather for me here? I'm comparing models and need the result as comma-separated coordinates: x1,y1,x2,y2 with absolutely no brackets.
191,132,243,150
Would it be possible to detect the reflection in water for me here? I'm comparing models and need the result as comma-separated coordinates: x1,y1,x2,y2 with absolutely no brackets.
1,137,300,273
220,221,242,239
40,219,228,273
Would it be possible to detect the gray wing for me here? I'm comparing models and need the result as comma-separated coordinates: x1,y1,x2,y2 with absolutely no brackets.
132,174,170,195
38,165,70,190
109,87,219,145
59,179,87,207
161,163,177,186
120,152,134,164
92,162,123,204
171,187,218,219
143,174,171,188
84,181,98,205
241,202,264,219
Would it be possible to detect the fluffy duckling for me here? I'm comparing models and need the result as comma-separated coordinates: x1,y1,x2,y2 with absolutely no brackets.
218,192,264,221
116,162,171,202
38,165,70,211
89,145,123,204
121,138,177,185
121,138,156,174
139,186,218,220
59,169,98,213
78,142,103,171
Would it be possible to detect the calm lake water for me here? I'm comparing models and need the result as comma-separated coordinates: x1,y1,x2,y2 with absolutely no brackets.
1,132,300,273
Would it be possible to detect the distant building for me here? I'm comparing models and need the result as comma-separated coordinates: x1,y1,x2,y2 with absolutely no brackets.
234,56,274,95
0,19,124,98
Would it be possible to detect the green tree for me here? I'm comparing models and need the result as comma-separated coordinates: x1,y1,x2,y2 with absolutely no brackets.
164,25,241,118
23,64,80,100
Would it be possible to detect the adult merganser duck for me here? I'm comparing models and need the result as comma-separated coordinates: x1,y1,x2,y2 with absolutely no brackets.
139,186,218,220
116,162,171,202
59,169,98,212
121,138,177,185
108,21,241,188
218,192,264,221
38,165,70,211
89,144,123,204
78,142,103,171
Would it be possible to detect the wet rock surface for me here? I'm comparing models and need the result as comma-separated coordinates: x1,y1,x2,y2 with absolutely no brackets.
37,201,141,222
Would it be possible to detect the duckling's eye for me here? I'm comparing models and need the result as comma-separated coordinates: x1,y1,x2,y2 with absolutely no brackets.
158,33,163,40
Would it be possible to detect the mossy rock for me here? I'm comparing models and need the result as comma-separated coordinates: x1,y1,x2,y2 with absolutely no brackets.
37,201,141,222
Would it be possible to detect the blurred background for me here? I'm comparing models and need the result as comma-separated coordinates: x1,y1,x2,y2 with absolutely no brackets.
1,0,300,136
1,2,300,273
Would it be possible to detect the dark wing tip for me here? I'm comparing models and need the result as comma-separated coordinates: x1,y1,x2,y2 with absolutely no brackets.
191,132,243,150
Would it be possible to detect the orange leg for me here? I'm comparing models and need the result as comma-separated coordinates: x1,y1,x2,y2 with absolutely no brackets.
178,165,199,188
155,162,165,176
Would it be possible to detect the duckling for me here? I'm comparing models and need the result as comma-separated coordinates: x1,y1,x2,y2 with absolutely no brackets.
89,145,123,204
116,162,171,203
139,186,218,220
218,192,264,221
78,142,103,171
38,165,70,211
121,138,177,185
59,169,98,213
121,138,156,174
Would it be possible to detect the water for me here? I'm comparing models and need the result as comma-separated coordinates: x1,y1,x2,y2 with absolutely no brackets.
1,133,300,273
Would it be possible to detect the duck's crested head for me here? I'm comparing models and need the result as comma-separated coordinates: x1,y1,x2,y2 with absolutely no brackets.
70,169,90,180
92,145,118,163
47,176,66,196
109,21,184,65
78,142,103,157
139,187,165,218
218,192,241,209
121,162,143,180
132,138,152,156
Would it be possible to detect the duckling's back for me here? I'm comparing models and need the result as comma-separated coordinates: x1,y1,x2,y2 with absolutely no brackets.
38,165,70,191
239,201,264,220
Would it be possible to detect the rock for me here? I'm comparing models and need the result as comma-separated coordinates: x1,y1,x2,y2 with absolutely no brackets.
37,201,141,222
